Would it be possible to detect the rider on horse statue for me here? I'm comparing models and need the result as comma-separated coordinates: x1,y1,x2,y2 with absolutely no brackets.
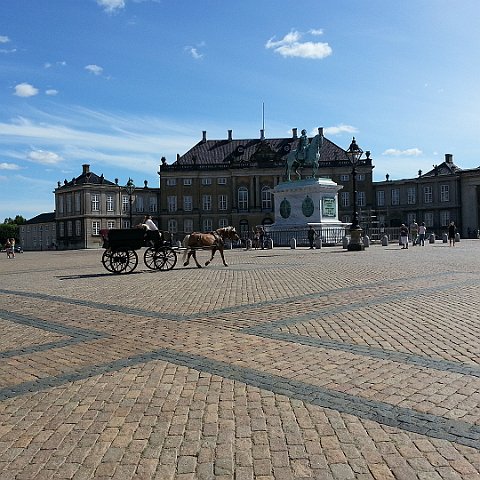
295,129,310,163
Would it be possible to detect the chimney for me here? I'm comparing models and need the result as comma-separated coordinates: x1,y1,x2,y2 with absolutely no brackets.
260,129,265,140
445,153,453,164
292,128,298,138
318,127,324,137
202,130,207,142
228,130,232,141
82,164,90,175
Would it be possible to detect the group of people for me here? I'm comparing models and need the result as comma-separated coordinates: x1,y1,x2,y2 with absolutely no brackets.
4,238,16,258
399,220,456,248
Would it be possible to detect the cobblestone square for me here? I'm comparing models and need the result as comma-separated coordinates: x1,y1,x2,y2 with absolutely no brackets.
0,241,479,479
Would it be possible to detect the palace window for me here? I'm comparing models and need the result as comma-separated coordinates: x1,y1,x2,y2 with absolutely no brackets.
183,195,193,211
218,194,228,211
238,187,248,211
440,185,449,202
424,186,433,203
202,195,212,211
261,186,272,210
391,189,400,206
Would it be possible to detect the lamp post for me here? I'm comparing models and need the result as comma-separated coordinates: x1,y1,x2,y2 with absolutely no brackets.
125,178,135,228
346,137,365,251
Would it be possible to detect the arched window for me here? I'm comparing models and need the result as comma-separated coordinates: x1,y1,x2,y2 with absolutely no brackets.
239,219,249,239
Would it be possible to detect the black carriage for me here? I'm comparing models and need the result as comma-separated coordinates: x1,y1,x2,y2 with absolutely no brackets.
100,228,177,274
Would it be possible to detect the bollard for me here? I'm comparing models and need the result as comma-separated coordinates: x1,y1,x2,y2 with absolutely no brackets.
442,233,448,243
363,235,370,248
429,233,435,243
290,238,296,249
381,235,388,246
315,237,322,249
342,236,349,249
455,232,460,243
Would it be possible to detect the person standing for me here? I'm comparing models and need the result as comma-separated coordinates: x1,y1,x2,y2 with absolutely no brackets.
400,224,409,249
307,226,317,249
410,220,419,246
448,221,456,246
418,222,427,246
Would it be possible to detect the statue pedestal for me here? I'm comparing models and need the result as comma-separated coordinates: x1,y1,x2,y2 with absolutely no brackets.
266,178,347,246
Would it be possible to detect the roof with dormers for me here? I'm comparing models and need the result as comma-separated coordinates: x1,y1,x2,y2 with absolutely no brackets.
420,160,462,178
57,169,116,189
170,135,352,167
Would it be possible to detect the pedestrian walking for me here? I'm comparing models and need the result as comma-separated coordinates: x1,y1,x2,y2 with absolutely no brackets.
418,222,427,246
400,224,409,249
410,220,418,246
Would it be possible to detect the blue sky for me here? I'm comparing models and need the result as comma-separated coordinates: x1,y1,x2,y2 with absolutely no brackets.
1,0,479,221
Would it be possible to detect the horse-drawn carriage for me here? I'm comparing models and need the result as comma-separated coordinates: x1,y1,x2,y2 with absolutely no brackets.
100,226,240,273
100,228,177,274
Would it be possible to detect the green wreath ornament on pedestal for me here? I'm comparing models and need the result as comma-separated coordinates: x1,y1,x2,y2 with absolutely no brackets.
302,195,314,217
280,198,291,219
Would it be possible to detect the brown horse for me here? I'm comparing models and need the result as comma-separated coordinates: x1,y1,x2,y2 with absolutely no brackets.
182,226,240,268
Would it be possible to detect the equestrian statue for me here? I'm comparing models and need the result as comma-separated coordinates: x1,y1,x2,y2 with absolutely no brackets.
285,129,323,181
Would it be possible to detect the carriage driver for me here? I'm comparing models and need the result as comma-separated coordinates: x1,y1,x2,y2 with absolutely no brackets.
139,215,161,246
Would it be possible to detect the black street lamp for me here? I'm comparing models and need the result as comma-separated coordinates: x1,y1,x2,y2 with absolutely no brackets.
346,137,365,251
125,178,135,228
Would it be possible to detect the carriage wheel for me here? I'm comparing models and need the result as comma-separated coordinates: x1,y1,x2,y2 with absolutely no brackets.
101,250,115,272
154,248,177,271
143,247,158,270
110,249,138,274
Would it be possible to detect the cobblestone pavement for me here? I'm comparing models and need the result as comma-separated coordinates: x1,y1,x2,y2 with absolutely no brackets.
0,240,479,479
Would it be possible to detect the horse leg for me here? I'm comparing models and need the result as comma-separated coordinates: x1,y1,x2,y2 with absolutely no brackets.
218,247,228,267
183,249,191,267
205,247,216,266
192,249,202,268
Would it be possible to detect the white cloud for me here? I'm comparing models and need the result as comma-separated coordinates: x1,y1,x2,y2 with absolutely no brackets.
14,83,39,97
184,46,203,60
266,30,332,59
45,61,67,69
97,0,125,13
85,64,104,75
309,29,324,36
323,124,358,136
382,148,422,157
46,89,59,96
0,162,20,170
0,35,10,43
27,149,63,165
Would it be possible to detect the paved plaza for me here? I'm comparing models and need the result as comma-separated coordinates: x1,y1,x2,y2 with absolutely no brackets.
0,240,479,479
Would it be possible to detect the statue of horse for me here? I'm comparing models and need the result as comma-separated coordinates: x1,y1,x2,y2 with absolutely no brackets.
285,133,323,181
182,226,240,268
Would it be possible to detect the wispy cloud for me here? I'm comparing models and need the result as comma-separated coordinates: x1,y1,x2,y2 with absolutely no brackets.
97,0,125,13
44,61,67,69
323,124,358,136
0,162,20,170
184,42,205,60
382,148,422,156
85,64,104,75
0,105,198,174
13,83,39,97
0,35,10,43
266,29,332,59
45,89,59,96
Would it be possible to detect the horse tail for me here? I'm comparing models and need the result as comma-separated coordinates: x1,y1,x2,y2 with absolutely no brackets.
182,235,190,262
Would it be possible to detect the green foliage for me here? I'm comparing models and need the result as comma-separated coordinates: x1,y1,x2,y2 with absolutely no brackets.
0,223,19,245
3,215,25,225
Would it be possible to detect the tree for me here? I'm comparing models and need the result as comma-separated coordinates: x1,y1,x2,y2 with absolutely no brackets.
0,223,18,245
